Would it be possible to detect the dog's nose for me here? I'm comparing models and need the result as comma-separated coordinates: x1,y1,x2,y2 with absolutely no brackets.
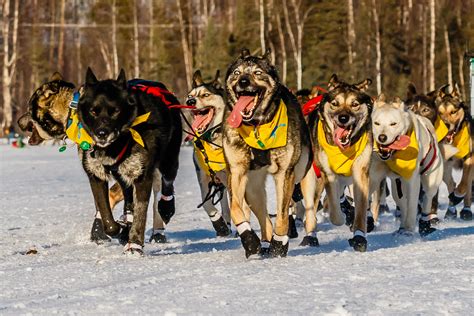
238,76,250,88
338,114,349,124
96,128,108,139
378,134,387,143
186,98,196,106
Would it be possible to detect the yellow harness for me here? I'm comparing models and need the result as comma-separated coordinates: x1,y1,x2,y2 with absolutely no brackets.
452,122,471,159
194,138,226,175
317,121,368,177
434,115,449,143
65,109,150,150
380,129,419,180
237,100,288,150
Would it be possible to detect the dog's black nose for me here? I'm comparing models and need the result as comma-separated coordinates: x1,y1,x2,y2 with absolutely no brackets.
96,129,108,139
338,114,350,124
186,98,196,106
378,134,387,143
238,76,250,88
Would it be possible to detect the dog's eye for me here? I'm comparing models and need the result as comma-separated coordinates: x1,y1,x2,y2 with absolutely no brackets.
109,107,120,116
331,100,338,107
422,108,430,113
90,107,100,116
187,95,193,100
390,122,397,126
233,70,241,76
451,110,458,115
352,101,360,107
254,70,262,75
203,93,210,98
374,122,380,126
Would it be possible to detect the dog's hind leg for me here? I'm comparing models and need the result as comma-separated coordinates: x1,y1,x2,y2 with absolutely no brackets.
150,169,167,243
269,170,296,257
299,169,319,247
245,170,272,245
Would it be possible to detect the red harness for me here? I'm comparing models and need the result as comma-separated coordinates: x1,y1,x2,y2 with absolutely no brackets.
420,135,438,175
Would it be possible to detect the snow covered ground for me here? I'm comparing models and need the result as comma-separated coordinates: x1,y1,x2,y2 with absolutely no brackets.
0,144,473,315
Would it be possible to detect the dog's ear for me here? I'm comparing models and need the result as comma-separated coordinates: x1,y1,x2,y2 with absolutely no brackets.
392,97,406,110
192,70,204,88
452,81,462,99
240,48,251,58
355,78,372,92
406,82,417,100
50,72,64,81
85,67,98,85
377,93,386,102
262,48,271,60
437,84,450,98
116,68,127,89
212,70,222,90
426,89,436,99
328,74,340,91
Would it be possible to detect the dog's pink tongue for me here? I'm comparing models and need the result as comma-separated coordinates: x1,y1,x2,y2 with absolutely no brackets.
191,113,209,132
387,135,410,150
227,96,254,128
334,127,350,149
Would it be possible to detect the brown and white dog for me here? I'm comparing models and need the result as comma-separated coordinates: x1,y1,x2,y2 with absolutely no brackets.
309,74,373,252
435,84,473,220
370,95,443,235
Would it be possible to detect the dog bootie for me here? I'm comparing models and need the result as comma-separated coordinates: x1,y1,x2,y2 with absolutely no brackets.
288,215,298,239
90,218,111,243
211,215,231,237
448,192,465,207
418,218,436,237
299,234,319,247
269,234,289,257
149,229,167,243
341,197,354,226
348,232,367,252
158,196,175,224
259,241,271,257
367,214,375,233
444,206,457,220
379,203,390,214
239,229,261,258
460,207,473,221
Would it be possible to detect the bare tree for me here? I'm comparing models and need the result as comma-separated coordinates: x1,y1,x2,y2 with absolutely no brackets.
443,24,452,88
421,3,427,92
429,0,435,90
112,0,118,76
347,0,356,71
259,0,265,53
372,0,382,94
276,13,287,84
133,1,140,78
57,0,66,71
176,0,192,90
2,0,19,131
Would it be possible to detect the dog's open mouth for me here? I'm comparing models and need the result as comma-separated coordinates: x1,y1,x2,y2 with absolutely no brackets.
192,106,215,134
445,129,456,144
333,125,353,150
376,135,411,160
227,89,265,127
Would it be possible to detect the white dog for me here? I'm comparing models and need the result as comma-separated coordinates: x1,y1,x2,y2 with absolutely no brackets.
370,95,443,235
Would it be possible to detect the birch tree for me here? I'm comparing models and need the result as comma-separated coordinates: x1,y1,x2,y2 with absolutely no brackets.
1,0,19,131
57,0,66,71
429,0,435,91
133,1,140,78
112,0,118,76
372,0,382,94
443,24,452,88
259,0,265,54
347,0,356,70
176,0,192,90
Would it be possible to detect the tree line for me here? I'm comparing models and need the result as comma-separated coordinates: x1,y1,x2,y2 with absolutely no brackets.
1,0,473,134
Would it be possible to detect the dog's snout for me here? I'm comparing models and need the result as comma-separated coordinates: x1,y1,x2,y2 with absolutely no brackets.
338,114,350,124
96,128,108,139
378,134,387,143
186,98,196,106
238,76,250,88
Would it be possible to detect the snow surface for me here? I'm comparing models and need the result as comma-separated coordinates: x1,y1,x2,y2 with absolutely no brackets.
0,145,473,315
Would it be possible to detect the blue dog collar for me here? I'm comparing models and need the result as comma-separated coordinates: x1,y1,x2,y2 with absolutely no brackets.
69,91,80,109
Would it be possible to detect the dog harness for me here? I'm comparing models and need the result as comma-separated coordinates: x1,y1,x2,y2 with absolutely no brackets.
434,115,449,142
66,91,150,150
194,137,226,175
317,121,368,177
237,99,288,150
451,122,471,159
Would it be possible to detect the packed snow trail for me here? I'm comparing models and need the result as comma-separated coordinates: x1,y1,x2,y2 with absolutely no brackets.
0,145,473,315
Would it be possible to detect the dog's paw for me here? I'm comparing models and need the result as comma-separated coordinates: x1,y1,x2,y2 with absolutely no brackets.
158,197,175,224
448,192,465,207
379,203,390,214
348,235,367,252
123,243,144,256
269,235,289,257
444,206,457,220
418,219,436,237
460,207,472,221
211,216,232,237
288,215,298,239
116,225,131,245
239,230,261,258
367,215,375,233
259,241,271,258
149,232,167,243
299,235,319,247
90,218,111,244
341,200,354,226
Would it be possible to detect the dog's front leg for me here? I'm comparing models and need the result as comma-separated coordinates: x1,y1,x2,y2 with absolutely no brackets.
124,176,153,255
299,168,320,247
349,164,370,252
88,176,121,237
459,155,473,220
270,170,295,257
324,172,345,226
